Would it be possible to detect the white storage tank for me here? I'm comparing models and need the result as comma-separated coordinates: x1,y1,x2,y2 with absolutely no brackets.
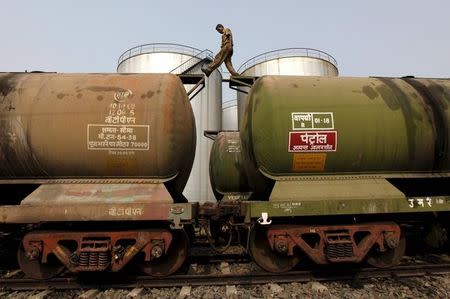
222,99,238,131
117,43,222,203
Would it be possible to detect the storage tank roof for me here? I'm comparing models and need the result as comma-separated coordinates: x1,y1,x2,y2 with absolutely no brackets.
238,48,338,73
117,43,212,67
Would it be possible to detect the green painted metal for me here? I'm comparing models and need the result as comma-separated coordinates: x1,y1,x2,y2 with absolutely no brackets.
240,176,450,217
269,179,405,203
240,76,450,182
409,78,450,169
246,195,450,219
209,132,251,198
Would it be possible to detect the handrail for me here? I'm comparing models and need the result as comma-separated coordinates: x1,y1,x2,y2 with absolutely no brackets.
222,99,237,109
238,48,338,73
169,49,213,74
117,43,206,66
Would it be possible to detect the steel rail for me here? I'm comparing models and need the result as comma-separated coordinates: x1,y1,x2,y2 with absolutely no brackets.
1,263,450,291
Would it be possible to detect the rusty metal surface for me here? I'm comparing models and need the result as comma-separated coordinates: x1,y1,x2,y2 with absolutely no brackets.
20,229,173,278
17,244,65,280
21,183,173,205
140,229,189,277
249,226,301,273
0,182,196,222
0,73,196,199
367,234,406,268
0,203,195,223
0,178,172,184
265,222,401,265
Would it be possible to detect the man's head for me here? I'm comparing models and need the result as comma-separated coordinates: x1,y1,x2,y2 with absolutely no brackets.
215,24,224,34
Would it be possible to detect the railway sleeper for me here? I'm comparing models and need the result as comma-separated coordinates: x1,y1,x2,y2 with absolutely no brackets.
17,229,185,279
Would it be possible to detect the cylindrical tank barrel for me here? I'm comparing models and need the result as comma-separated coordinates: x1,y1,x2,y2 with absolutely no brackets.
237,48,339,127
240,76,450,183
209,132,251,199
0,73,196,199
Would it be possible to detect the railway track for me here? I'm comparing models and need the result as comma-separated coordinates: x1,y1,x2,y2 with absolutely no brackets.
1,262,450,291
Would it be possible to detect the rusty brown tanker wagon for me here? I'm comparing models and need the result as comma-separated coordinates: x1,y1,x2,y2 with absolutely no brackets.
0,73,197,279
210,76,450,272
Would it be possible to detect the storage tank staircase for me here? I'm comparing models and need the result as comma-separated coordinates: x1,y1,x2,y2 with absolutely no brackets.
170,49,213,75
172,49,213,100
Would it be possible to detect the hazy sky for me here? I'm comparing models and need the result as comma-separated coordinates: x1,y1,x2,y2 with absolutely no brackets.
1,0,450,78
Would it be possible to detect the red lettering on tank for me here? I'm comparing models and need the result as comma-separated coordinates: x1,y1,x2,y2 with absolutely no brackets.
288,131,337,152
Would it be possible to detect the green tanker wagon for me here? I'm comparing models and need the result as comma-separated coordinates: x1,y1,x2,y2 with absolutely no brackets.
211,75,450,272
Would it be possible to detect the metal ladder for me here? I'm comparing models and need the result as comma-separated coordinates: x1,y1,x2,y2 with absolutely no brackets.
170,49,213,75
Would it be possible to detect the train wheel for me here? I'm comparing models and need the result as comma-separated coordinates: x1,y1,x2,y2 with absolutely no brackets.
140,229,189,277
249,226,300,273
17,244,65,280
367,235,406,268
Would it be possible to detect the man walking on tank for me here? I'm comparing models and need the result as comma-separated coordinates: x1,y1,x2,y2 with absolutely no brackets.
202,24,239,77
